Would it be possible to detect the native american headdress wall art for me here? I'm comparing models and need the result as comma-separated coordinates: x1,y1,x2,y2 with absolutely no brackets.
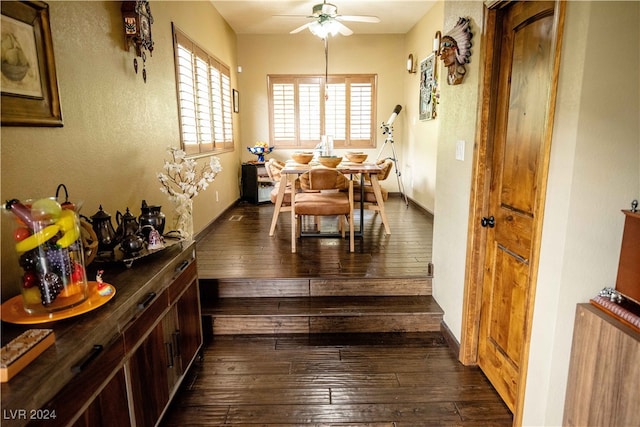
439,17,473,85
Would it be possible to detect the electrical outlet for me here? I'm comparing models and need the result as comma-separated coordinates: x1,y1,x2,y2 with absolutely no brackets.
215,191,219,202
455,140,465,161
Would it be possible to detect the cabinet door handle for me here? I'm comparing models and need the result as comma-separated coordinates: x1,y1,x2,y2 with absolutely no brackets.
165,342,174,368
172,330,181,357
175,260,189,273
71,345,103,374
137,292,156,309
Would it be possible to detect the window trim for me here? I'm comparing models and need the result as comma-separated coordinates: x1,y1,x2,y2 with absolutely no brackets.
268,74,377,149
172,24,234,156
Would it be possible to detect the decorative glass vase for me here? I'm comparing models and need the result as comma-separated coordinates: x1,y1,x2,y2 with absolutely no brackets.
5,198,89,314
174,198,194,241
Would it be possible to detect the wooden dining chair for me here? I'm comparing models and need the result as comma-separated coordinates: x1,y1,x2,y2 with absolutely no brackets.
265,159,291,235
291,168,354,253
352,158,393,234
267,159,320,236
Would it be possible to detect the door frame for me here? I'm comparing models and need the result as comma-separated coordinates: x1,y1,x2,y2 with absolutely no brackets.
459,0,566,424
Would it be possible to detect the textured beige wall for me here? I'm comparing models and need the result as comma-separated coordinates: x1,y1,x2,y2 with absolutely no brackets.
1,1,240,299
431,0,483,347
402,0,444,213
236,32,405,194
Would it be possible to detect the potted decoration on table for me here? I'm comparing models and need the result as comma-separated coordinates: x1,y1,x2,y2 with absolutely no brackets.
247,141,274,162
157,147,222,241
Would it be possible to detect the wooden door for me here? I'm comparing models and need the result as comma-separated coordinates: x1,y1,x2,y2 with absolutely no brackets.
128,321,170,427
176,278,203,373
477,0,561,413
162,306,181,392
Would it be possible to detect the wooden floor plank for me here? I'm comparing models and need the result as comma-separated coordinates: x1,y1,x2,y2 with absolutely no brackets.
330,386,505,405
224,402,461,424
191,372,400,390
172,388,331,406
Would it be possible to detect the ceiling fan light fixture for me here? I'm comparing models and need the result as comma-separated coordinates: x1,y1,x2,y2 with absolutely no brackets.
309,20,339,39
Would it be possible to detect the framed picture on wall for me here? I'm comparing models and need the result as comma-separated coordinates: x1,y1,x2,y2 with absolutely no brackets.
1,1,63,126
233,89,239,113
419,53,437,121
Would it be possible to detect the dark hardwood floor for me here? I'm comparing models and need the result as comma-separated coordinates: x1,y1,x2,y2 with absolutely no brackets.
162,333,512,426
161,196,513,426
195,195,433,279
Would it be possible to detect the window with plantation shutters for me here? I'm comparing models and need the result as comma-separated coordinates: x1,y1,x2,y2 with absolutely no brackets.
268,74,376,149
173,25,234,156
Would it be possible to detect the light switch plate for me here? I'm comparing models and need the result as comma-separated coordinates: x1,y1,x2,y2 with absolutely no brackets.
455,140,465,161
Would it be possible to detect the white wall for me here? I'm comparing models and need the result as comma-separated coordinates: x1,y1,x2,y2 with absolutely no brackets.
428,1,639,426
525,2,640,425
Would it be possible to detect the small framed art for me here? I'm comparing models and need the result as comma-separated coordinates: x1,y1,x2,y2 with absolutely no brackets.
419,53,437,121
1,1,63,126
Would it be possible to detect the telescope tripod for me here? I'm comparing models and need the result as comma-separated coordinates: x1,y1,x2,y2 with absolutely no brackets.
377,124,409,207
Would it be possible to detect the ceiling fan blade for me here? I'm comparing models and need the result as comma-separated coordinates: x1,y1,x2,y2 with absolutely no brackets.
273,14,315,19
290,22,313,34
337,15,381,23
334,21,353,36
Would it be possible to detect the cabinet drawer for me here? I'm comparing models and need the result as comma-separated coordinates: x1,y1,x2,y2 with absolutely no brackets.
167,260,198,304
123,290,169,352
30,335,125,427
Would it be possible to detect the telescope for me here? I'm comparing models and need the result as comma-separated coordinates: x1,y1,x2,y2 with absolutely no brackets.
377,104,408,206
383,105,402,127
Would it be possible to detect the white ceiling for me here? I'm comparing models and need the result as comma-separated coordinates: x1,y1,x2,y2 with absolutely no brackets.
210,0,437,35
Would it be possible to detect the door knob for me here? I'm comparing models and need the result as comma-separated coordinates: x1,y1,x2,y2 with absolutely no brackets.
481,216,495,228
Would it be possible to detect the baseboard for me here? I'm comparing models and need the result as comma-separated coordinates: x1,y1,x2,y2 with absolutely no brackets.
387,193,434,218
408,198,433,218
440,320,461,358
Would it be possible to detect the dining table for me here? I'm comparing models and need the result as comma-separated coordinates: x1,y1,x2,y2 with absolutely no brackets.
270,160,385,238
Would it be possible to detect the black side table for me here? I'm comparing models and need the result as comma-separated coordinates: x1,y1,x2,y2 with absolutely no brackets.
241,162,275,204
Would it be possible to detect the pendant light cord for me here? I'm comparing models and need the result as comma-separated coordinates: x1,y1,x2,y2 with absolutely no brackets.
324,37,329,100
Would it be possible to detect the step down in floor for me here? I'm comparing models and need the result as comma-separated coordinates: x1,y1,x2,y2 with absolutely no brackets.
199,277,432,299
201,295,444,335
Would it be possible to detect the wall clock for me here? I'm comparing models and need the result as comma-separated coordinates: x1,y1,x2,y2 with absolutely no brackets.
121,0,154,82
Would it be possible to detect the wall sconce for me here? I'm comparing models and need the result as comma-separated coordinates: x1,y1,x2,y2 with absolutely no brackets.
433,31,442,56
406,54,416,74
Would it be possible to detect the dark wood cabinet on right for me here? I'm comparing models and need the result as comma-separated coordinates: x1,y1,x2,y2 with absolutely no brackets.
563,303,639,426
615,210,640,303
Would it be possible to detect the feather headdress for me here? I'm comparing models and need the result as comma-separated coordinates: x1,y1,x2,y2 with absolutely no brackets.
444,17,473,65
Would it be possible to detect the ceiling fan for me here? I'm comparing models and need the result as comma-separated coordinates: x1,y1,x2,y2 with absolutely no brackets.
281,1,381,37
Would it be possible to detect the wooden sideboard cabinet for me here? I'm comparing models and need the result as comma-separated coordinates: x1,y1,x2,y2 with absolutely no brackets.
241,162,275,204
1,242,202,427
563,303,640,426
127,261,201,427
